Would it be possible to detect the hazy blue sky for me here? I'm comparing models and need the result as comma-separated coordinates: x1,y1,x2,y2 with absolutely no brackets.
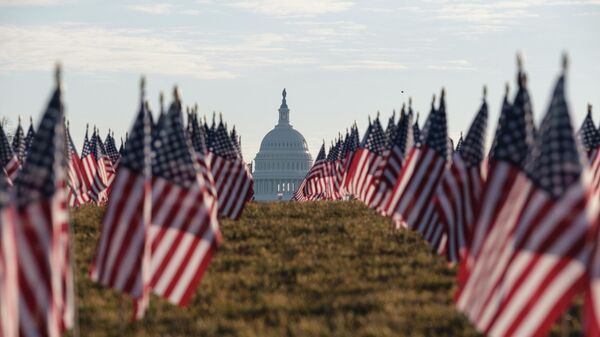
1,0,599,161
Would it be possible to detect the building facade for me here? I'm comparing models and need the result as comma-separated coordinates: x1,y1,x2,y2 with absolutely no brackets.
253,89,313,201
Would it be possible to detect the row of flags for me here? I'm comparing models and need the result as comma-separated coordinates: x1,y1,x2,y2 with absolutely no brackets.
294,55,600,337
0,69,254,336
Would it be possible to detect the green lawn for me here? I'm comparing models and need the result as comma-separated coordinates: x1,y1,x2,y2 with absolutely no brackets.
70,201,578,336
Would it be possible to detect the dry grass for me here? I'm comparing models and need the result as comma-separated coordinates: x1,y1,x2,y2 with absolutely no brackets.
70,201,578,337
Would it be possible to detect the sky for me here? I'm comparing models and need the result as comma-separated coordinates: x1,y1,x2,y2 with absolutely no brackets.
0,0,599,161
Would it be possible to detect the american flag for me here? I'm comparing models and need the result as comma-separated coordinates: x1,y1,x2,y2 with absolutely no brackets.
118,138,124,156
434,90,488,263
149,90,221,307
455,132,464,152
230,126,243,159
93,130,113,180
367,103,414,211
583,122,600,337
208,118,253,219
104,131,121,165
90,80,152,320
342,115,386,204
189,111,217,200
338,125,360,198
413,113,421,147
362,111,398,206
65,122,90,206
293,143,327,201
88,130,110,201
384,110,397,146
460,68,536,282
81,130,110,203
0,124,20,182
578,103,599,160
13,71,74,336
382,91,448,232
81,124,90,157
11,118,26,163
0,173,18,337
456,60,596,337
23,118,35,160
322,138,343,200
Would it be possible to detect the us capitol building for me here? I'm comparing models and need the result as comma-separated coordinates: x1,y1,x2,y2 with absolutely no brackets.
252,89,313,201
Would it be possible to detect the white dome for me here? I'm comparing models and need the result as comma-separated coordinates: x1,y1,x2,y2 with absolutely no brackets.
259,126,310,152
253,89,313,201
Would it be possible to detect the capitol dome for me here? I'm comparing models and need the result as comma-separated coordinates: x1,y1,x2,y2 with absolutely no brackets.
253,89,313,201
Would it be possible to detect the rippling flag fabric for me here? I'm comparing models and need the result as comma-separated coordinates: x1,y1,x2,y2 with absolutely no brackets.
190,112,217,200
458,63,598,337
65,124,90,206
11,119,25,163
367,104,414,211
80,129,108,204
208,120,253,219
382,92,448,231
23,119,35,160
342,116,386,203
104,131,121,165
578,104,599,160
0,125,20,182
293,143,326,201
457,68,536,287
90,83,152,320
435,93,488,263
0,173,17,337
149,93,221,307
323,139,344,200
14,75,74,336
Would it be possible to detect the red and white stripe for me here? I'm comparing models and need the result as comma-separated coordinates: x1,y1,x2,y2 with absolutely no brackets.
208,153,253,219
459,161,523,279
435,152,485,263
16,182,73,337
382,145,447,229
292,177,309,201
457,171,599,337
323,160,344,200
4,156,20,182
342,148,384,204
195,152,217,199
66,153,90,207
414,202,447,256
81,154,108,204
585,223,600,337
90,168,151,319
304,161,327,200
590,146,600,194
584,165,600,337
365,145,404,211
148,174,221,306
0,198,18,337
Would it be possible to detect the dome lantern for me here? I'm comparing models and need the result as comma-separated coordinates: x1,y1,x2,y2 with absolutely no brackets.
278,88,290,127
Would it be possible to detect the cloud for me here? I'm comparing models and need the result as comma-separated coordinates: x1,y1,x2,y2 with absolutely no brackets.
322,60,407,71
125,3,174,14
0,0,69,5
426,60,475,71
424,0,600,32
125,3,211,16
226,0,355,16
0,24,323,78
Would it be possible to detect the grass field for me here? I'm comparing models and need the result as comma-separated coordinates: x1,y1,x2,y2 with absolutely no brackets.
71,201,579,337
